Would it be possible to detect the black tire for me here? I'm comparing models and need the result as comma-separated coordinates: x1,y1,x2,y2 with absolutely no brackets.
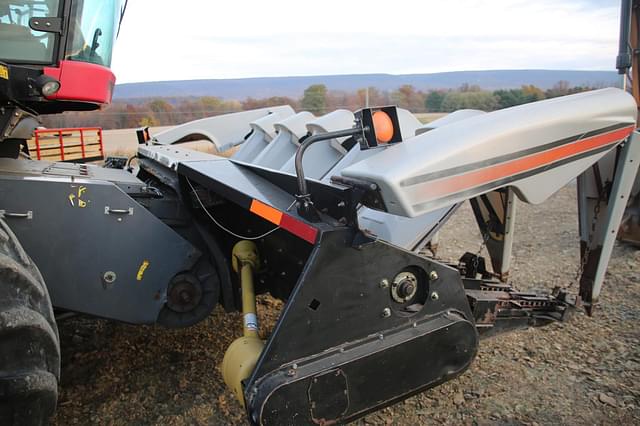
0,216,60,425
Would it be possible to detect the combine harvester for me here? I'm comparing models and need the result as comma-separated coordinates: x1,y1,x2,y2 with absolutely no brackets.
1,0,640,424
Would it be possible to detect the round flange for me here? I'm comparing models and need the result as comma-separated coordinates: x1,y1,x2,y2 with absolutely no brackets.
391,271,418,303
157,259,221,328
166,274,203,313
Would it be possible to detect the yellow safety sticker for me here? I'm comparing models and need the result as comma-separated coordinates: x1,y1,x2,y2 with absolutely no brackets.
0,65,7,80
136,260,150,281
68,185,89,208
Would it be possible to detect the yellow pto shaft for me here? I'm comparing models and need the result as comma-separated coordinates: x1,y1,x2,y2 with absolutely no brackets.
221,241,265,407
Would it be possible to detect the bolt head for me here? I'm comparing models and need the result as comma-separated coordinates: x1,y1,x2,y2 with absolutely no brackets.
431,292,439,301
429,270,439,280
381,307,391,318
379,279,389,289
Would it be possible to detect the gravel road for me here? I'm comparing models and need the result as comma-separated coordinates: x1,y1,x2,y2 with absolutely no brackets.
52,185,640,425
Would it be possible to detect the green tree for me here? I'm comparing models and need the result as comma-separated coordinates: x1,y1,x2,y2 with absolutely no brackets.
425,91,446,112
521,84,545,101
301,84,327,114
545,80,571,98
458,83,482,92
441,91,498,112
494,89,526,109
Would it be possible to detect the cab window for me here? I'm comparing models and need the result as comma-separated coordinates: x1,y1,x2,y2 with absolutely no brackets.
0,0,60,63
65,0,124,67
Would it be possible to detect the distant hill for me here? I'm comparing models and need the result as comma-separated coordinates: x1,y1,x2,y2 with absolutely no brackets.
113,70,619,101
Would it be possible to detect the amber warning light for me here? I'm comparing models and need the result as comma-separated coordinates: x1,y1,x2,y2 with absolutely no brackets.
356,106,403,149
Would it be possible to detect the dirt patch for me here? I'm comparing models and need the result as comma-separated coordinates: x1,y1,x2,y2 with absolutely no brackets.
52,186,640,425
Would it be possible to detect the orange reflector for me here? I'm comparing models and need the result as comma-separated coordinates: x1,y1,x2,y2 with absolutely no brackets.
250,199,283,225
372,110,394,144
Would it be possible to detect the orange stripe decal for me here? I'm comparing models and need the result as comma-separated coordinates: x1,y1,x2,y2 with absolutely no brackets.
419,125,634,200
250,199,283,225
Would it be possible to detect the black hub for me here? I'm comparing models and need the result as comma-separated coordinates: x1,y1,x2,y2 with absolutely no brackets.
157,258,221,328
166,274,203,313
390,267,429,316
398,280,416,299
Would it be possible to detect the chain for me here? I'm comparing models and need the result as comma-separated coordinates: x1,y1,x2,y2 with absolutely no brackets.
569,197,602,288
473,221,492,272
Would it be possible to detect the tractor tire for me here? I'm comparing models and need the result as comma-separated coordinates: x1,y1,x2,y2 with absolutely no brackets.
0,216,60,425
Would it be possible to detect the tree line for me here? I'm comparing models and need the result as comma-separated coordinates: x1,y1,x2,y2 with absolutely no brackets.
42,80,606,130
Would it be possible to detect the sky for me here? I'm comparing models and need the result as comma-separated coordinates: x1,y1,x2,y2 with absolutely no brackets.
111,0,620,84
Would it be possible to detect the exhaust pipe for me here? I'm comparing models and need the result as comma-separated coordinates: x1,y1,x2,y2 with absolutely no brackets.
221,241,265,406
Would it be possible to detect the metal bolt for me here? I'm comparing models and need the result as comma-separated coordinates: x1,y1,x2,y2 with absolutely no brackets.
429,270,439,280
379,279,389,289
117,217,123,222
292,363,298,370
381,307,391,318
431,292,439,301
103,271,117,284
287,369,296,377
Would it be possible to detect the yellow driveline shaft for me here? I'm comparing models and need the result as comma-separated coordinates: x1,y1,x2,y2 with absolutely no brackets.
222,240,265,406
240,261,258,338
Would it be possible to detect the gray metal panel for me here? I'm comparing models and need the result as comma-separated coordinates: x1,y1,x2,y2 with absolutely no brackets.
577,131,640,308
0,164,199,324
280,110,358,179
151,106,295,151
415,109,486,135
396,108,424,137
252,131,299,170
138,145,226,170
232,110,295,162
280,141,343,179
358,204,456,251
341,88,638,217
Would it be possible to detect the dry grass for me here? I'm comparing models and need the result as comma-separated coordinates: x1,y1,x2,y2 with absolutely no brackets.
414,112,447,124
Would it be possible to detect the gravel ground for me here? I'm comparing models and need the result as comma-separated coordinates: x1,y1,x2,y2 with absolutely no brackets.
52,185,640,425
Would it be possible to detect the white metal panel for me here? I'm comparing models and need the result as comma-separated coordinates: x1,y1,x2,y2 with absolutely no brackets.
150,105,294,151
252,112,316,169
280,110,355,179
396,108,424,137
340,88,637,217
274,111,316,141
416,109,486,135
232,110,295,162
